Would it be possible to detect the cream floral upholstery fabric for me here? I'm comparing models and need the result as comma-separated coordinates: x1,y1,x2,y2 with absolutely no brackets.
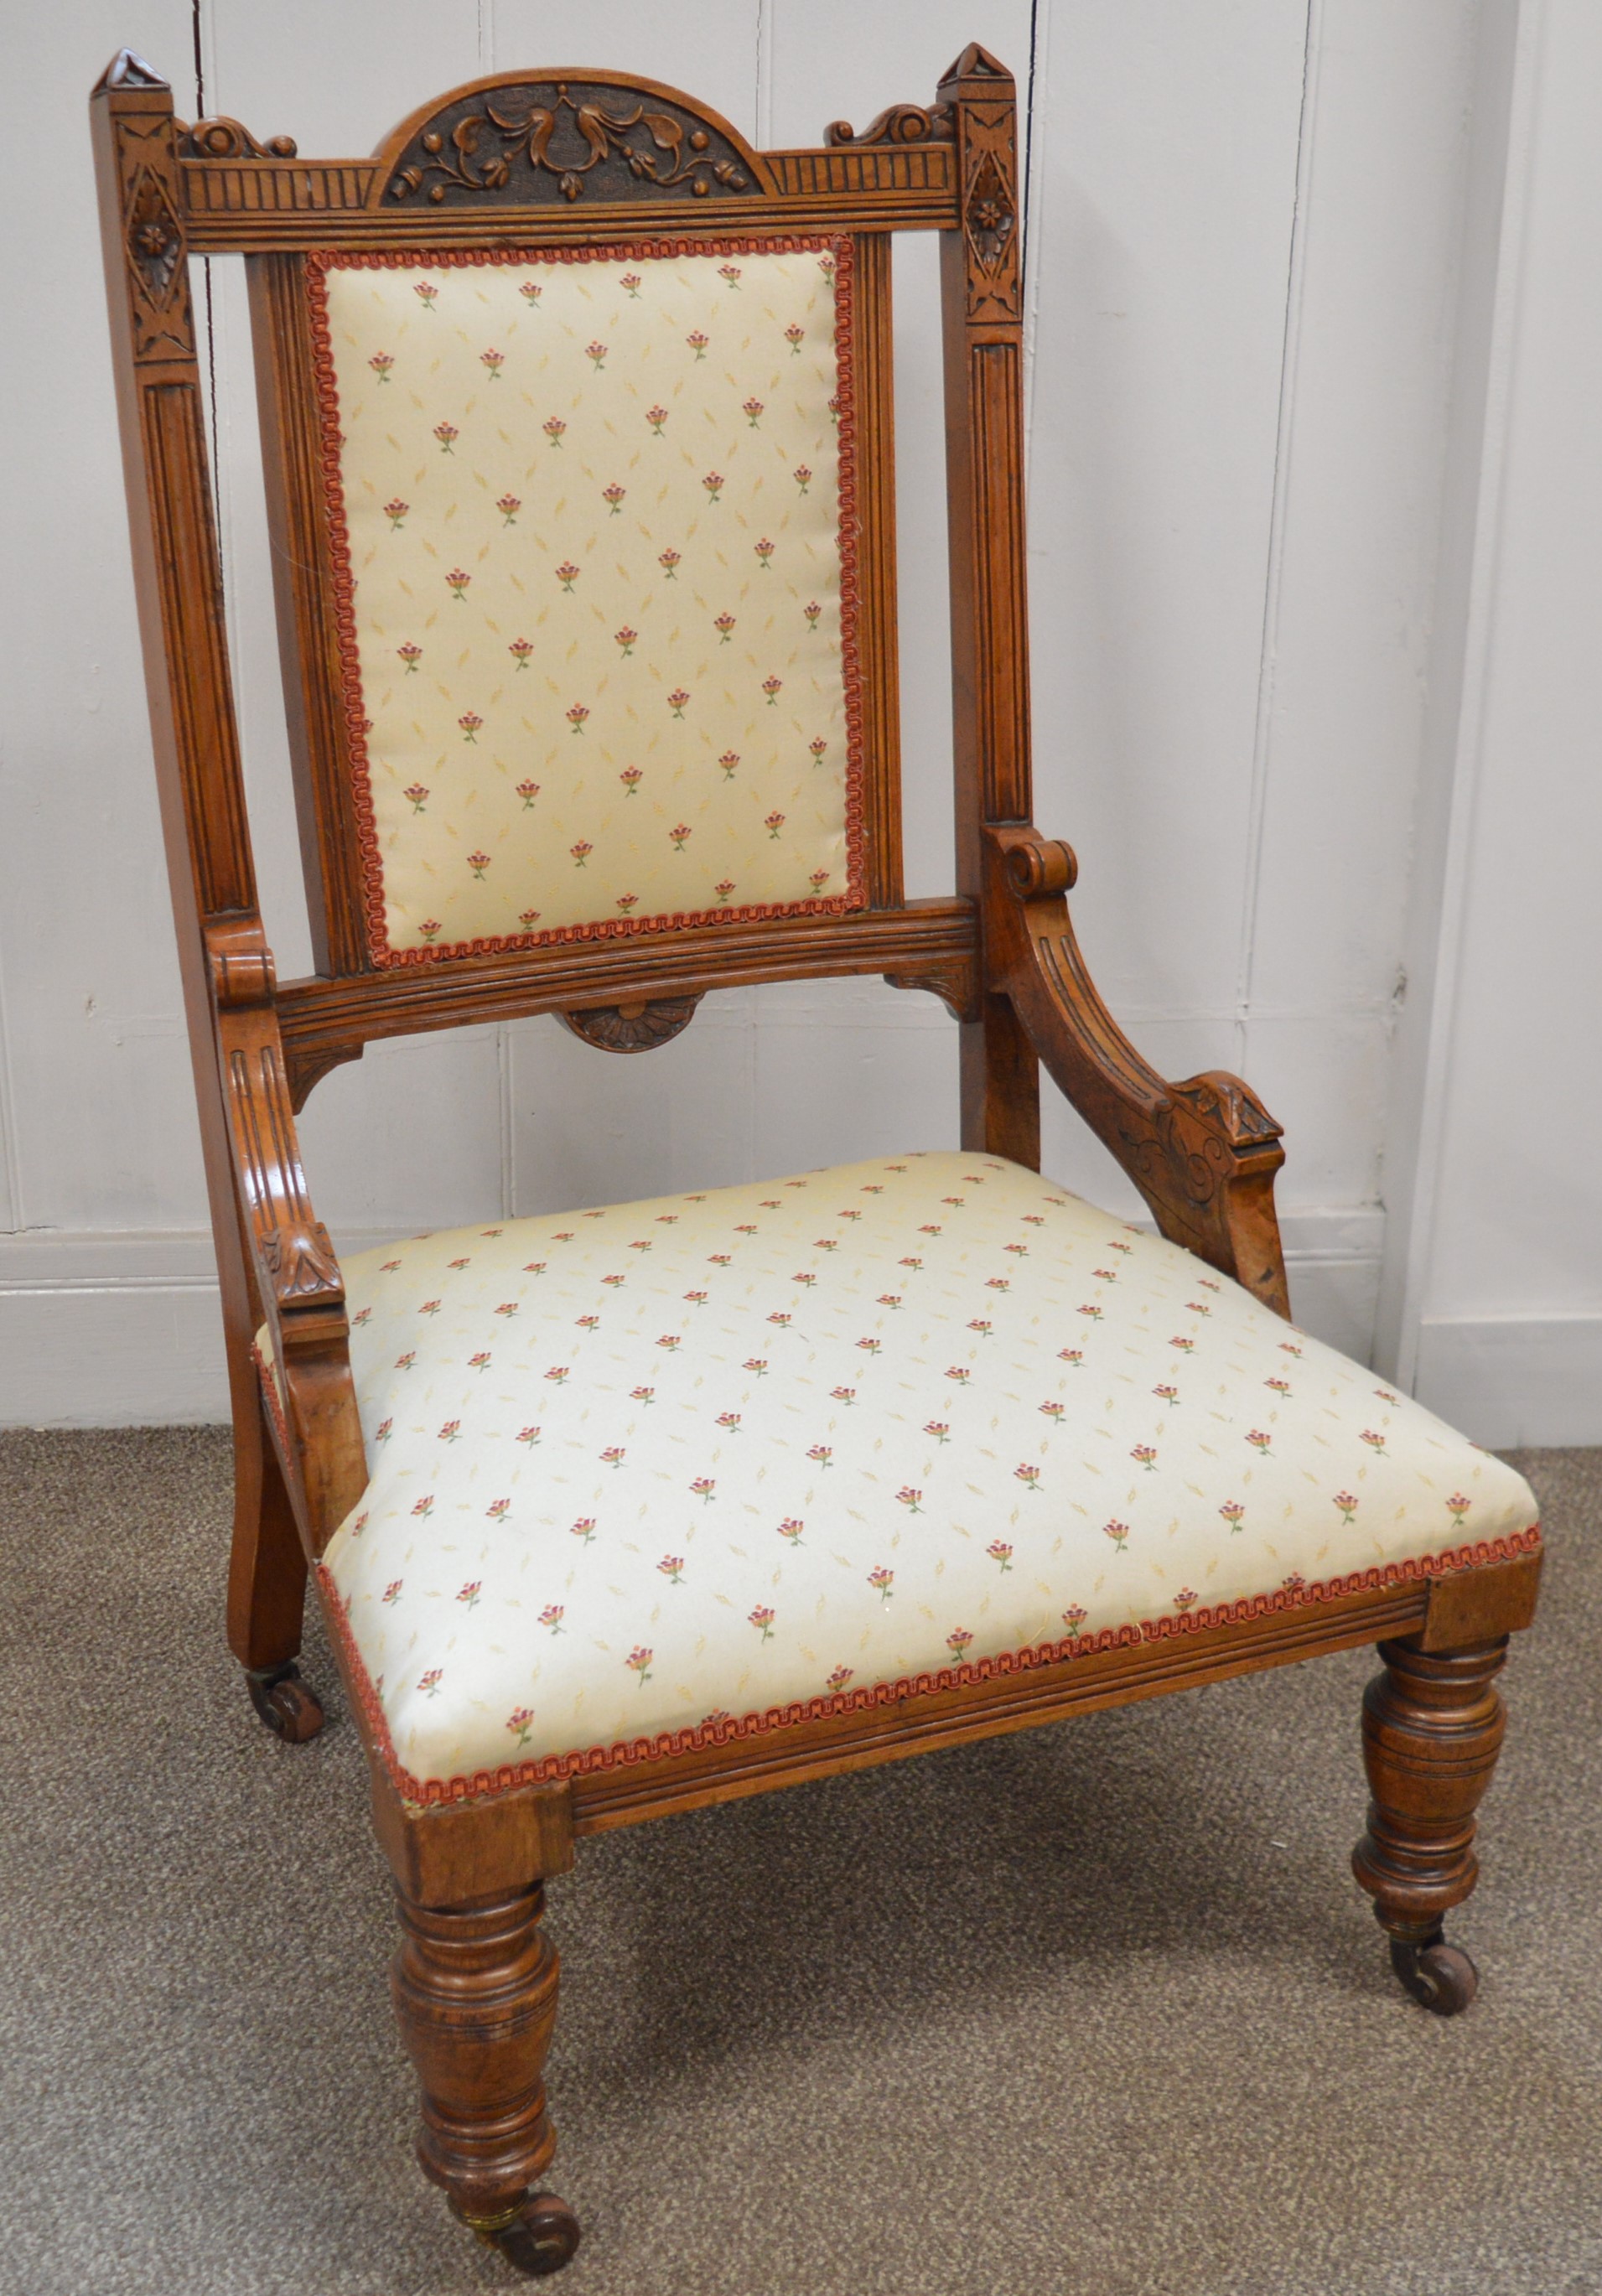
310,1153,1538,1800
308,240,859,963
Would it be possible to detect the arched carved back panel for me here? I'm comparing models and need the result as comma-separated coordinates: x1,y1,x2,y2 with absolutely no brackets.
378,75,769,210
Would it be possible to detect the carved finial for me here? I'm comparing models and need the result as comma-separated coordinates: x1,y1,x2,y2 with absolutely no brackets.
940,44,1014,86
97,49,169,92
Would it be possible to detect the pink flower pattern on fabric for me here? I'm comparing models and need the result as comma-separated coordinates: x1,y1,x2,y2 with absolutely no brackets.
316,1153,1539,1795
310,244,858,963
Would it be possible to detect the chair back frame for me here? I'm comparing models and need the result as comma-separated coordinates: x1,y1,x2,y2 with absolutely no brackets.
93,42,1294,1593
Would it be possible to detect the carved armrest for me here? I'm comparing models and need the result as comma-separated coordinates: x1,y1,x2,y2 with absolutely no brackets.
208,920,368,1548
983,827,1290,1315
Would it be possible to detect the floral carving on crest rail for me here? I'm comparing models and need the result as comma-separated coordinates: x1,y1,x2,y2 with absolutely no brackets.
386,81,760,206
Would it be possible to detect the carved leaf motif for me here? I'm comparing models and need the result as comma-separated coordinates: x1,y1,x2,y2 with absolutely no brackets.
260,1221,343,1304
640,111,684,153
573,106,612,168
386,80,756,205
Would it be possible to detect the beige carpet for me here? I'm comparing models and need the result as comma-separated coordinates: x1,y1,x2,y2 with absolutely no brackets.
1,1431,1598,2296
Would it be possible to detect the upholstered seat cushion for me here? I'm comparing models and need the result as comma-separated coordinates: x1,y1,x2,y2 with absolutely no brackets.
311,1153,1537,1798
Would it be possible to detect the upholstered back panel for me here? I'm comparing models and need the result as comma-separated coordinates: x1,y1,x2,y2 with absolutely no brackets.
306,237,861,965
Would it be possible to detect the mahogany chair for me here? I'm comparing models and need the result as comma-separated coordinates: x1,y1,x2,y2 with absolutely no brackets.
93,44,1541,2277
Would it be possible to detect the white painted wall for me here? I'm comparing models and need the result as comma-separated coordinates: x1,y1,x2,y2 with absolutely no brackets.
3,1,1591,1437
1388,0,1602,1444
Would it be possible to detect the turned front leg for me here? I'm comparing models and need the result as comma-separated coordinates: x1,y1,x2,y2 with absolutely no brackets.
391,1881,579,2274
1351,1635,1509,2013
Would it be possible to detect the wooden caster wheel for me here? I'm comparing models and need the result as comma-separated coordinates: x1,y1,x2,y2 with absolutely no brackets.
246,1661,324,1744
469,2193,581,2278
1390,1931,1478,2015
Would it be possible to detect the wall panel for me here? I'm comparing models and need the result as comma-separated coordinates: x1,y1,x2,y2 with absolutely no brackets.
2,4,1553,1424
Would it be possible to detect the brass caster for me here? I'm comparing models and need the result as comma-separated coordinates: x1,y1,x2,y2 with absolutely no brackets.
1389,1930,1479,2015
464,2193,582,2278
246,1661,324,1744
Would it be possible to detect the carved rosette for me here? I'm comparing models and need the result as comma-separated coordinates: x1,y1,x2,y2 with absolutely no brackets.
940,46,1022,325
109,130,194,358
559,996,702,1053
957,123,1019,320
96,54,194,362
384,81,761,207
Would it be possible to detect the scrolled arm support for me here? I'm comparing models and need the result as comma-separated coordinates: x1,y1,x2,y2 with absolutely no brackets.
983,827,1291,1316
207,919,367,1550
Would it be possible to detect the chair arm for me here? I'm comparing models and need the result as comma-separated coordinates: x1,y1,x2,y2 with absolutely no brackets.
983,827,1290,1316
207,920,368,1550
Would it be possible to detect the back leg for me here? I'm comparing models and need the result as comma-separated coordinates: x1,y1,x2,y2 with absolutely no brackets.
227,1377,324,1744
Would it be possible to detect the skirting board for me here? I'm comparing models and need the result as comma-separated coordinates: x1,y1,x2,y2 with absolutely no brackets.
1414,1314,1602,1448
1,1212,1384,1428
